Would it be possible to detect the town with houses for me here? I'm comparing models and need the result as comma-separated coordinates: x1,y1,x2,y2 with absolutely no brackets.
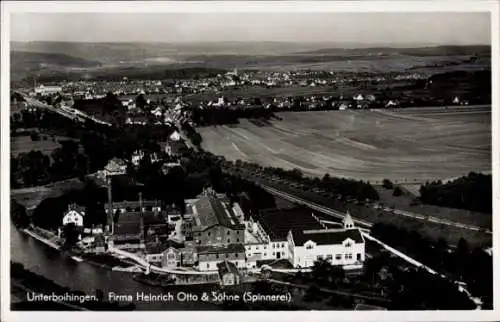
9,59,493,310
8,26,493,312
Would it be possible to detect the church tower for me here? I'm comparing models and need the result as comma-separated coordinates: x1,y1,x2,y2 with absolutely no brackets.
343,211,355,230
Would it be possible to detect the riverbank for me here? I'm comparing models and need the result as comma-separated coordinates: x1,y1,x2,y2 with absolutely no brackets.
20,226,136,270
22,227,61,250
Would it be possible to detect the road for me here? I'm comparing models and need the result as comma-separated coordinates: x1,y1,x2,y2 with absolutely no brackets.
108,246,216,276
261,184,373,228
223,166,491,234
381,206,491,234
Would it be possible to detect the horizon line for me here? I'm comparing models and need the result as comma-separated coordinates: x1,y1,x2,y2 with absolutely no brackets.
9,40,492,46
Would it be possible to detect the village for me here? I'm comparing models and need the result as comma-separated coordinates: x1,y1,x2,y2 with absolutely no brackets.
18,68,471,124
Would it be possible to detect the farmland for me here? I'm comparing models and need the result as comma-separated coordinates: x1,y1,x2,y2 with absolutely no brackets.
199,106,491,183
11,135,65,157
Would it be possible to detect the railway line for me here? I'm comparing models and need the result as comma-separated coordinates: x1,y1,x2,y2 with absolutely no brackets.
222,166,491,233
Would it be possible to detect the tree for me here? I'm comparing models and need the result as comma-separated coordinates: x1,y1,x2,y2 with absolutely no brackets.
457,238,470,257
393,186,403,196
136,94,148,110
62,223,79,248
11,200,30,228
30,132,40,141
382,179,394,189
104,92,122,110
311,258,344,287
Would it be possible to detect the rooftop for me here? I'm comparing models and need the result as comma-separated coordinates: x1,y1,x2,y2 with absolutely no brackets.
291,228,364,246
253,206,324,240
196,244,245,255
194,195,244,230
217,260,239,276
145,241,182,254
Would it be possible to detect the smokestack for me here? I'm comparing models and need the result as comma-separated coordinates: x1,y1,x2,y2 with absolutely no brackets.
139,192,144,246
107,176,114,234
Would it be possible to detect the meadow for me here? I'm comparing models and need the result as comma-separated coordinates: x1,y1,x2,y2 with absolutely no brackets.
199,106,491,183
11,135,63,157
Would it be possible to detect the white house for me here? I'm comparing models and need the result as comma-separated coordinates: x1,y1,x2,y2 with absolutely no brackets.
385,100,398,108
287,212,365,269
169,131,181,141
243,216,290,269
339,103,348,111
62,207,85,227
131,150,145,167
35,85,62,96
353,94,364,101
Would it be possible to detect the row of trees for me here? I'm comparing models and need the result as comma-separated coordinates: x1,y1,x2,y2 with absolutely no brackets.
228,160,379,202
181,121,202,148
189,105,276,126
370,222,492,308
420,172,492,214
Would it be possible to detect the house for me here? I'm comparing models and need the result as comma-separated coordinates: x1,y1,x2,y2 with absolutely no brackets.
131,150,144,167
169,130,181,141
287,212,365,269
366,94,376,102
244,207,324,268
164,140,188,157
197,244,246,271
385,100,398,108
218,260,242,286
83,226,104,235
93,233,106,254
35,84,62,96
104,158,127,177
131,150,160,167
161,247,182,268
180,241,197,266
338,102,349,110
353,94,364,101
191,191,246,247
62,204,85,227
144,241,183,267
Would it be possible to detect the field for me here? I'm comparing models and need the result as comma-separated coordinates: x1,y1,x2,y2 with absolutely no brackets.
11,178,85,211
199,106,491,183
375,186,492,228
11,135,64,157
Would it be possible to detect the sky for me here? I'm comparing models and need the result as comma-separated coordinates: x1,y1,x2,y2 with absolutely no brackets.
11,12,491,45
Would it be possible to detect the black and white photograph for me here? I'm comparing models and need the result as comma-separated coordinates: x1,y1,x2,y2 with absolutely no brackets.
1,1,498,321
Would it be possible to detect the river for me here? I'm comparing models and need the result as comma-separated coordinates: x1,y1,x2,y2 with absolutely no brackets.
10,223,217,310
